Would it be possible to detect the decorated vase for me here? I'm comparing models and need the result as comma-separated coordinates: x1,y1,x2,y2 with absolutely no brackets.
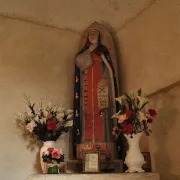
40,141,55,173
124,132,145,173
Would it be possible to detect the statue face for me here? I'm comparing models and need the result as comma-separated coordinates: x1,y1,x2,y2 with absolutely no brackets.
88,30,99,44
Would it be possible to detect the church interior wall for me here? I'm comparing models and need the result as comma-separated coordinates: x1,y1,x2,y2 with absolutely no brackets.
0,0,179,179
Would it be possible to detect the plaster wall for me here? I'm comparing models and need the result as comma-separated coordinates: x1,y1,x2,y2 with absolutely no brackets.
117,0,180,179
0,16,79,180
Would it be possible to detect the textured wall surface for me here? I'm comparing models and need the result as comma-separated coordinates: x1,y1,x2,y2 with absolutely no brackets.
117,0,180,95
149,86,180,180
116,0,180,179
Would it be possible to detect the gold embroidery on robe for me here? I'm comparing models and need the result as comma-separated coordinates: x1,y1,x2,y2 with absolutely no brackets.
97,79,109,109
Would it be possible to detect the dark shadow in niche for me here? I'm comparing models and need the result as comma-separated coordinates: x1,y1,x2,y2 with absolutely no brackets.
151,91,180,180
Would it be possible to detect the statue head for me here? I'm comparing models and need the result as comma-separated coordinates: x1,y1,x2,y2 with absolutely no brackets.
88,29,100,44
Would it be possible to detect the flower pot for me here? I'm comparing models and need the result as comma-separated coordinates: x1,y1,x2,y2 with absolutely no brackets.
48,165,59,174
40,141,55,173
124,132,145,173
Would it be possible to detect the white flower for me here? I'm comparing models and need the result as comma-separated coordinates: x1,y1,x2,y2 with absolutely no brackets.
43,110,48,118
67,114,73,119
39,118,46,124
34,115,39,122
64,120,73,127
26,121,36,132
115,95,126,105
52,106,57,112
66,109,73,114
112,111,127,123
27,111,34,117
57,106,67,112
112,111,121,119
48,102,52,109
137,111,147,122
57,112,64,120
137,96,149,109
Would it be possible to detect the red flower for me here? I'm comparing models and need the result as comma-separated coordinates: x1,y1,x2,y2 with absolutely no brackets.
148,109,157,117
147,118,153,123
122,124,134,134
52,151,61,159
47,147,54,153
125,110,132,118
47,120,56,130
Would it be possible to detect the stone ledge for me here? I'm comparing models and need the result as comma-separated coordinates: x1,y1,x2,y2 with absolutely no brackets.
26,173,160,180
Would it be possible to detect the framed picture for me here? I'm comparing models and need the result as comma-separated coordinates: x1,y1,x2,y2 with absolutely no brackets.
83,151,100,173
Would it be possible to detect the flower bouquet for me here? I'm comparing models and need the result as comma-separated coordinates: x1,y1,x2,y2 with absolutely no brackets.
42,147,64,174
16,94,73,173
112,89,157,173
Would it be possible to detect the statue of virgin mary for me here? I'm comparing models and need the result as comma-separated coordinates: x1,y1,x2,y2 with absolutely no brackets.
73,22,120,160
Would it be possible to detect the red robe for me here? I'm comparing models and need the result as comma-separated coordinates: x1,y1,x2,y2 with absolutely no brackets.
84,52,103,141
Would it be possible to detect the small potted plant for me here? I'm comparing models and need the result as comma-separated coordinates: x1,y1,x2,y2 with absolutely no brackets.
42,147,64,174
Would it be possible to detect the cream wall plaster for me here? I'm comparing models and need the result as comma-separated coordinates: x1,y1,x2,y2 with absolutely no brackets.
0,16,80,180
117,0,180,95
0,0,154,31
117,0,180,179
149,86,180,180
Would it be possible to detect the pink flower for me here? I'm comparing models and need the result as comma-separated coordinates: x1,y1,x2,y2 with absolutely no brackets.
52,150,61,159
26,121,36,132
47,112,52,118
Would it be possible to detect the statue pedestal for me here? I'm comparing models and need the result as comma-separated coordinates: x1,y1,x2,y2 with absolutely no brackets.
76,142,117,160
66,159,123,173
26,173,160,180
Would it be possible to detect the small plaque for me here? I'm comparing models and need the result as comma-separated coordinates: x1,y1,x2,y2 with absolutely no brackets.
83,151,100,173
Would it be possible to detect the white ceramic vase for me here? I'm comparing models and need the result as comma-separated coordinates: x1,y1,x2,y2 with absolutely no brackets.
124,132,145,173
40,141,55,173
